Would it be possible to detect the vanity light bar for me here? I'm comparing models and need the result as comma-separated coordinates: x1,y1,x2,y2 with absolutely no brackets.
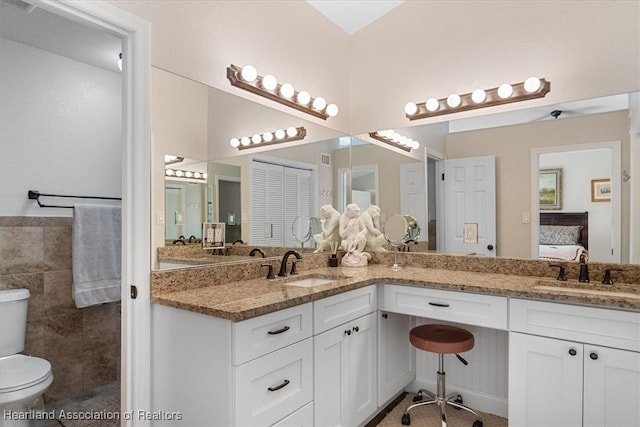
369,130,419,152
230,126,307,151
165,169,207,181
405,77,551,121
227,64,339,120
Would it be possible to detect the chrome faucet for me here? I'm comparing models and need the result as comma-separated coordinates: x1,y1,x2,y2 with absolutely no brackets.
278,250,302,277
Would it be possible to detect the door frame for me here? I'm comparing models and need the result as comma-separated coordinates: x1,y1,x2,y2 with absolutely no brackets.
33,1,151,424
530,141,622,262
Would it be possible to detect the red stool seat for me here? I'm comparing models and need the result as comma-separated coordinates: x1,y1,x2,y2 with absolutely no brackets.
409,324,474,354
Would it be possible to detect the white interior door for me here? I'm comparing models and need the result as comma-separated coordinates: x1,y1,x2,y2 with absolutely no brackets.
400,162,426,241
441,156,496,256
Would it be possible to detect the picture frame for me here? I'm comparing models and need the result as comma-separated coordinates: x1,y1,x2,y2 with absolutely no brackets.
591,178,611,202
539,168,562,210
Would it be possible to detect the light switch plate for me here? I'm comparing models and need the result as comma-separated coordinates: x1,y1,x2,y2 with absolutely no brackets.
157,211,165,224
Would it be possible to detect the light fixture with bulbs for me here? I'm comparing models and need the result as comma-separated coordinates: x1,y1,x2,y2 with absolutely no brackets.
404,77,550,121
165,168,207,181
230,126,306,150
227,64,339,120
369,130,420,152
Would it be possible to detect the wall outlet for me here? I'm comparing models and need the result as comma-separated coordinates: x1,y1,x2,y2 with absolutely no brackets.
522,212,530,224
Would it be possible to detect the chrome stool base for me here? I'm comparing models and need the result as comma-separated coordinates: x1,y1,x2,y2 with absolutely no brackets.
401,355,483,427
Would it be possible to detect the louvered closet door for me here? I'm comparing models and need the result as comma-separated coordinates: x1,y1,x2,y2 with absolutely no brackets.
251,162,284,246
284,168,312,248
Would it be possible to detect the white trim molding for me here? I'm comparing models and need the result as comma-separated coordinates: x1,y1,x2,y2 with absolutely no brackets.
31,1,152,425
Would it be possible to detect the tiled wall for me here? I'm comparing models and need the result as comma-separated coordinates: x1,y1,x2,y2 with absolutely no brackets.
0,217,120,403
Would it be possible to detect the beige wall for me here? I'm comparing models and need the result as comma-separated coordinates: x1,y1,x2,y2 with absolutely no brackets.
446,110,630,259
111,0,351,133
0,217,120,403
349,1,640,133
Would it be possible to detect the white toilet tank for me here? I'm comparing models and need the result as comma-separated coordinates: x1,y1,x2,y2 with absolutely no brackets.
0,289,30,357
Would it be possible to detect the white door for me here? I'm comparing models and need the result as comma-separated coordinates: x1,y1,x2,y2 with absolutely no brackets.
284,168,312,247
165,185,184,240
378,311,415,406
509,333,583,427
251,162,284,246
314,324,348,427
400,162,426,241
442,156,496,256
583,345,640,427
345,312,377,427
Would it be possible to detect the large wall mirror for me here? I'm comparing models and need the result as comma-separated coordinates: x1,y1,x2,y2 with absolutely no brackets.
154,65,638,268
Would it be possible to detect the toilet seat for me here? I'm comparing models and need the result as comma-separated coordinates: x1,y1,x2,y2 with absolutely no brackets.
0,354,52,394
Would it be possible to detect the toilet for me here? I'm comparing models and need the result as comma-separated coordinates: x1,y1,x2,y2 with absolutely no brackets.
0,289,53,426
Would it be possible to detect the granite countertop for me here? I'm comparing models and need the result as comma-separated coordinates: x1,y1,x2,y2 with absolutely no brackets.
152,264,640,321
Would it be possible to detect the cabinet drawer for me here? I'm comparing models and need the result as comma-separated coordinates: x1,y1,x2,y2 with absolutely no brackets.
510,298,640,351
233,302,312,365
381,284,507,329
314,285,377,334
234,338,313,427
271,402,313,427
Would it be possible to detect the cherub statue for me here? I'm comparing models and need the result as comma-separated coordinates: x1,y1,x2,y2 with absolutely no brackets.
313,204,341,253
339,203,370,267
360,204,387,252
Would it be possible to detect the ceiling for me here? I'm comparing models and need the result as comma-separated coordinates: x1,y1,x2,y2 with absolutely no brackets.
305,0,404,35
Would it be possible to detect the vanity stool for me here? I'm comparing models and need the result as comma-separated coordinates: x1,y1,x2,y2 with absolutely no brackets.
401,324,483,427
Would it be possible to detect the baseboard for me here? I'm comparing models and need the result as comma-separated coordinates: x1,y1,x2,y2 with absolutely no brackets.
408,378,508,419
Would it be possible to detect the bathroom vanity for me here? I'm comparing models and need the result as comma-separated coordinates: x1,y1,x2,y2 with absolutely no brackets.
150,262,640,427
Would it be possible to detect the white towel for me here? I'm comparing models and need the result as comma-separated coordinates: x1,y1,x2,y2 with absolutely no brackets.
72,203,122,308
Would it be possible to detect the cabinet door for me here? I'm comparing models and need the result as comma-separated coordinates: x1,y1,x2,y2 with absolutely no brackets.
314,321,349,427
583,345,640,427
509,332,582,427
314,312,378,427
378,311,415,406
345,312,378,427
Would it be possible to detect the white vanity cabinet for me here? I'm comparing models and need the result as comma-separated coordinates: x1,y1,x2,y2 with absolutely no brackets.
508,299,640,427
151,302,313,427
313,286,378,427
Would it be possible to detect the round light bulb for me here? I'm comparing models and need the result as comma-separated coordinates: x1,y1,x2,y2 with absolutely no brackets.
263,132,273,142
279,83,294,98
326,104,339,117
524,77,541,93
202,173,207,180
312,97,326,110
411,140,420,150
240,136,251,146
194,172,201,179
275,129,286,139
379,129,393,138
251,134,262,144
165,169,174,176
286,127,298,137
230,138,240,148
471,89,486,103
447,94,461,108
391,133,401,143
404,102,418,116
185,171,193,178
240,65,258,82
426,98,439,112
399,136,408,146
175,170,184,177
296,90,311,105
497,83,513,98
261,74,277,91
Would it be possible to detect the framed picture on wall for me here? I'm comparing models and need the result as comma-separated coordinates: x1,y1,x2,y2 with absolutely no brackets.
539,168,562,210
591,178,611,202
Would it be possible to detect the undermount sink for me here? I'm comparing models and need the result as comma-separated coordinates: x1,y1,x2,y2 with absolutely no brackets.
534,281,640,299
284,274,345,288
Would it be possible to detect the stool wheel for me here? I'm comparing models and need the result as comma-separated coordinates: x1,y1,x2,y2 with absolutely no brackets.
473,420,483,427
401,413,411,425
412,393,423,402
453,393,463,409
